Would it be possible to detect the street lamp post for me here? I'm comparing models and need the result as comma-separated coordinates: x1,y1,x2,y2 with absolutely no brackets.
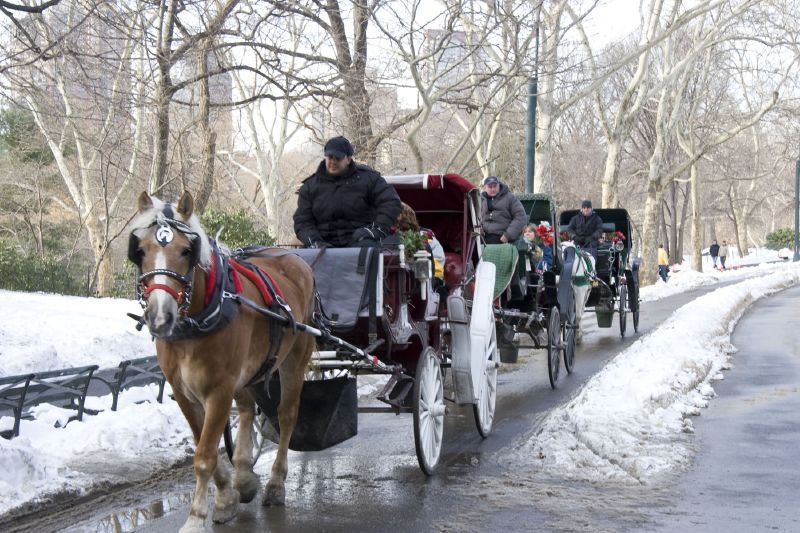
794,150,800,262
524,6,541,194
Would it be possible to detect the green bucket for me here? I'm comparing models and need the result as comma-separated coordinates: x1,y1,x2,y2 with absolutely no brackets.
596,310,614,328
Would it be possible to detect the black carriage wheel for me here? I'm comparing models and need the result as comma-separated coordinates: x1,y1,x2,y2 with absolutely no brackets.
224,407,267,464
547,306,561,389
618,284,627,337
563,318,576,374
633,308,640,332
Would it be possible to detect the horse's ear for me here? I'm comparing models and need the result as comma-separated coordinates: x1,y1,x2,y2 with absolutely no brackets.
137,191,153,213
177,191,194,219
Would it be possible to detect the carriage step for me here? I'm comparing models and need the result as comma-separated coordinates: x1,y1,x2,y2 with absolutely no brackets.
377,374,414,409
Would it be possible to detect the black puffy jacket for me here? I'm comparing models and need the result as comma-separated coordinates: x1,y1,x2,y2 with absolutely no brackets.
567,211,603,247
293,160,402,247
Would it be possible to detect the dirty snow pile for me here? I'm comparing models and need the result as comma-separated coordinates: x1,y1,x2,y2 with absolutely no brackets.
526,262,800,484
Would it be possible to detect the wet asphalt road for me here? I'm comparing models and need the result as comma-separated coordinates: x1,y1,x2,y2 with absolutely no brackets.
18,281,799,533
639,284,800,533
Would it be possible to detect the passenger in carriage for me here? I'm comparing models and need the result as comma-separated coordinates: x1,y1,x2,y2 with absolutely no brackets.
293,136,401,248
567,199,604,259
480,175,527,245
523,222,555,272
395,202,446,280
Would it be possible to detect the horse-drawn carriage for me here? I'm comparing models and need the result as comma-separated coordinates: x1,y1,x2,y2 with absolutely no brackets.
487,193,575,388
128,179,504,530
558,208,640,339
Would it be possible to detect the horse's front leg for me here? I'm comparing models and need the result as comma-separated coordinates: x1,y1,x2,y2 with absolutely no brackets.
202,390,241,524
231,392,261,503
574,285,590,345
170,391,210,533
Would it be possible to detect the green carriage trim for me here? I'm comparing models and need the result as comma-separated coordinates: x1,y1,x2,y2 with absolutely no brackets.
482,244,519,299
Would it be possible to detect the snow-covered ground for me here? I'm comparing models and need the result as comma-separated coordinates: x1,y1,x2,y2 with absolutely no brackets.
0,257,798,519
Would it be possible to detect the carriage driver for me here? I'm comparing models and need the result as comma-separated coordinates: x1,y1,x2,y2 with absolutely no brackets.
567,199,603,259
480,175,527,245
294,136,401,248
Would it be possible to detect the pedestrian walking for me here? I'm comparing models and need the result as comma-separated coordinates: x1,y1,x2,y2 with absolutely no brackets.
709,240,720,269
719,240,728,270
658,244,669,282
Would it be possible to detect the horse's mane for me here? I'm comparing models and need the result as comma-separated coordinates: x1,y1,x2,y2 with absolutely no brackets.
130,196,212,268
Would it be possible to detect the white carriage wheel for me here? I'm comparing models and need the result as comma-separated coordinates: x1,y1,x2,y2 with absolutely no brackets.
473,321,498,438
413,346,445,475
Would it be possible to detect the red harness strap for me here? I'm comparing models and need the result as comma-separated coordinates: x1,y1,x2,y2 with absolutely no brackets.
229,258,284,307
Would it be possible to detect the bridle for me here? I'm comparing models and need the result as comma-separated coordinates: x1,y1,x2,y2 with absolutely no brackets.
129,215,202,316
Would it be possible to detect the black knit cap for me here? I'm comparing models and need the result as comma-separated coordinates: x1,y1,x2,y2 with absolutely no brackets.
581,199,592,209
324,136,354,158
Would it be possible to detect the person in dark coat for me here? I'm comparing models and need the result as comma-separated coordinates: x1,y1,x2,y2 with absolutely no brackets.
293,136,401,248
709,240,720,268
480,175,527,245
567,199,603,258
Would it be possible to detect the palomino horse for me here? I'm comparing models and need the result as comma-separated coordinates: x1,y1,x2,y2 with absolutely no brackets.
559,241,594,344
128,191,315,533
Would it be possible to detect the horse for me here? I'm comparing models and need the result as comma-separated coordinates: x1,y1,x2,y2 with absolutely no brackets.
559,241,595,344
127,191,315,533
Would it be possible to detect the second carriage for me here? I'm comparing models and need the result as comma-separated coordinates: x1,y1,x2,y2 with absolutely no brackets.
486,193,576,389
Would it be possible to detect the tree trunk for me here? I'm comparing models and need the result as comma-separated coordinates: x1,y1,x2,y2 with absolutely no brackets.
689,162,702,271
195,41,215,213
600,137,622,208
640,183,663,286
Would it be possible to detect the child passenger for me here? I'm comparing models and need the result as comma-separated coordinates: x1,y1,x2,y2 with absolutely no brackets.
523,222,555,272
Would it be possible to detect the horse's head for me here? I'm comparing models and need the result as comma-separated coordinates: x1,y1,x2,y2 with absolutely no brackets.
128,191,211,338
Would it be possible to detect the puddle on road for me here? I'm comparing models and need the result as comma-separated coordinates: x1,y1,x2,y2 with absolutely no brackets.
63,492,192,533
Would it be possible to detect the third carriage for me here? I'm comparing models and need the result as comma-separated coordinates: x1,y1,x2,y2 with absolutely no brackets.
558,207,641,337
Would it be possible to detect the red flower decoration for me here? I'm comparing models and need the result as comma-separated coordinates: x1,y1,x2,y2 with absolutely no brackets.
606,230,625,242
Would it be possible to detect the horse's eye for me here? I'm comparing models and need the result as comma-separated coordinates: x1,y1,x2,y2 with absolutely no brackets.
181,248,192,258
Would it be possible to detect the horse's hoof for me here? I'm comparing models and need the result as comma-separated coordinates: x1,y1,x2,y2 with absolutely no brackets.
179,515,206,533
212,488,240,524
235,471,261,504
262,481,286,506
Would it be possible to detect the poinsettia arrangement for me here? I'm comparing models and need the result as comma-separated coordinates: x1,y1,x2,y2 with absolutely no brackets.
533,223,555,246
605,230,625,242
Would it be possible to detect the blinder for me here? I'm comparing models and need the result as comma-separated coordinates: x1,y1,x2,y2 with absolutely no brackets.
127,233,142,267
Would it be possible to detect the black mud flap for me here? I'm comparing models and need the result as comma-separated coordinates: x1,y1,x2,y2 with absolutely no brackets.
251,376,357,451
558,246,576,324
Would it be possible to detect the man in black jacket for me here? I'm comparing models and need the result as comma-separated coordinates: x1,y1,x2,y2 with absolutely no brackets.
567,199,603,258
293,136,401,248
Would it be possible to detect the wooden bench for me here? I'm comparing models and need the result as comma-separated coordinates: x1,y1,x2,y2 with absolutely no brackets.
92,356,166,411
0,365,99,439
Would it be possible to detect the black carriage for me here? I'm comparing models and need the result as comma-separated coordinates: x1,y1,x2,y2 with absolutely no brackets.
229,174,500,475
558,208,640,336
486,193,573,388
